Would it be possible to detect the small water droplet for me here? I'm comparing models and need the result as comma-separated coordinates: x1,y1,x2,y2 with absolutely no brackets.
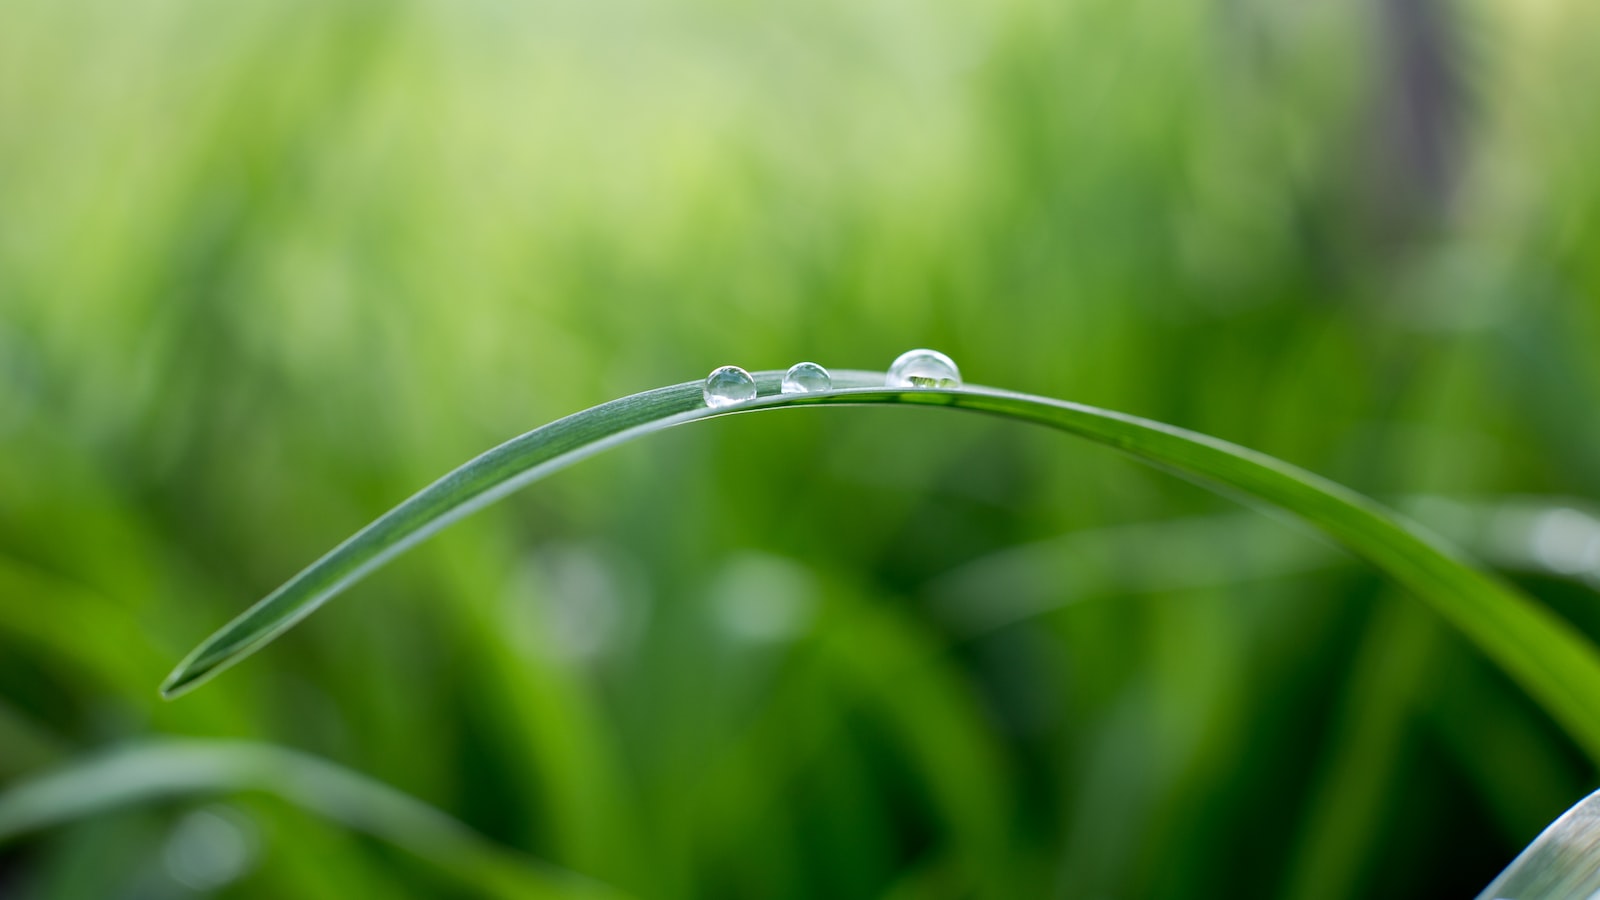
887,348,961,388
781,361,832,394
703,365,757,408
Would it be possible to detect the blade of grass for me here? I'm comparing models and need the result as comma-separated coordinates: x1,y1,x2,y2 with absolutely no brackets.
160,371,1600,767
1281,598,1437,900
0,739,627,899
929,496,1600,638
1475,786,1600,900
924,511,1338,635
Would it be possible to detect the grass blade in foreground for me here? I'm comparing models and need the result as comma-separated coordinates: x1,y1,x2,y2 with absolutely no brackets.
161,371,1600,765
0,739,626,899
1476,787,1600,900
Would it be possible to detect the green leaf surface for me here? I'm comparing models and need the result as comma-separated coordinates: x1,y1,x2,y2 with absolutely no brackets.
160,371,1600,769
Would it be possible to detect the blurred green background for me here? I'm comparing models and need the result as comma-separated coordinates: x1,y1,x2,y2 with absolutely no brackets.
4,0,1600,896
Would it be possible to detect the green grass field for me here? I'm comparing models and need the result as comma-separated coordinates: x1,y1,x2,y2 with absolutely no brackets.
3,0,1600,896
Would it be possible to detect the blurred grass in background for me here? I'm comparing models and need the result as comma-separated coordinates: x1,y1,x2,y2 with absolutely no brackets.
3,0,1600,896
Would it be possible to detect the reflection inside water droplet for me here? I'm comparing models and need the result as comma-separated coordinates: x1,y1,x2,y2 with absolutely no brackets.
887,348,961,388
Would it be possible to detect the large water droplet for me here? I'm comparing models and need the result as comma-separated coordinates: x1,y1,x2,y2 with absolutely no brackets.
887,348,961,388
781,361,832,394
703,365,757,408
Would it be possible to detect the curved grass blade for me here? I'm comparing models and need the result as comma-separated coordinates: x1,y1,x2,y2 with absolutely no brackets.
925,511,1339,635
160,371,1600,766
0,739,626,899
1476,786,1600,899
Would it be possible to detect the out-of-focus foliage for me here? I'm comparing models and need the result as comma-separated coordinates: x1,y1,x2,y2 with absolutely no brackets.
2,0,1599,896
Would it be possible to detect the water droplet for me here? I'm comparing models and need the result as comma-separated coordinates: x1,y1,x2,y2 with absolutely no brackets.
887,348,961,388
703,365,757,408
781,361,832,394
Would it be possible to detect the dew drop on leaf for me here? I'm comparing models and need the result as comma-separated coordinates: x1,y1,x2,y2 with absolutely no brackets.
703,365,757,408
887,348,961,388
781,361,832,394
